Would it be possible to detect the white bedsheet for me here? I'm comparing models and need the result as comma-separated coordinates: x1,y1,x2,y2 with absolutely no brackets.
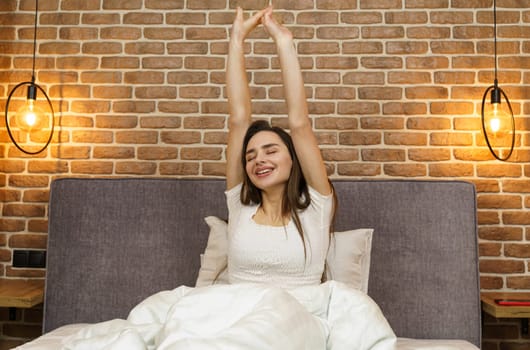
17,281,397,350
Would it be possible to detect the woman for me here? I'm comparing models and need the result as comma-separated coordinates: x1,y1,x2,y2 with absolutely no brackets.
225,6,336,288
39,8,395,349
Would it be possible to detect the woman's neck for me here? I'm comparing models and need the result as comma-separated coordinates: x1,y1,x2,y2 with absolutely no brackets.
254,190,289,227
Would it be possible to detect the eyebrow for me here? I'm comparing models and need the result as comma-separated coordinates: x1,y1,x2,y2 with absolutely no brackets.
245,143,280,155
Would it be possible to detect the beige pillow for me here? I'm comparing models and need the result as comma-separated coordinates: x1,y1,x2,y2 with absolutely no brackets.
195,216,373,293
195,216,229,287
324,228,373,293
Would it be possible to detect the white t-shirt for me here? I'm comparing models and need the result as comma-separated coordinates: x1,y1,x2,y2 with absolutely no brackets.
225,183,334,288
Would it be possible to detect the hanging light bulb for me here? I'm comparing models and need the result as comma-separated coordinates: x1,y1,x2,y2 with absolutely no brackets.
480,0,515,161
13,84,47,132
3,0,55,155
481,81,515,161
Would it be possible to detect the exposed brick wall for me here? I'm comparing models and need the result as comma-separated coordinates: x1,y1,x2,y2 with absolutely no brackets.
0,0,529,347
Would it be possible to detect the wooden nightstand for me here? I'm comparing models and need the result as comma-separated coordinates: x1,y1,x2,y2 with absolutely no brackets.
0,279,45,320
481,292,530,334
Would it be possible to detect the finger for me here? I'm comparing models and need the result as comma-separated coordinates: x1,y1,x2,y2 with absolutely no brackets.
235,6,243,21
247,7,269,25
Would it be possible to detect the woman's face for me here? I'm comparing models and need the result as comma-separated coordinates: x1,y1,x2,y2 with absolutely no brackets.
244,130,293,191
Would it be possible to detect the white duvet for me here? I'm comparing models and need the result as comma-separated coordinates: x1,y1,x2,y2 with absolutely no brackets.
19,281,397,350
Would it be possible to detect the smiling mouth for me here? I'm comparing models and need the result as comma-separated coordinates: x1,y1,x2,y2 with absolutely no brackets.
256,168,273,176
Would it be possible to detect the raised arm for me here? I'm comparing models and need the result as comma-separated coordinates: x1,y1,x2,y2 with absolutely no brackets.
262,8,331,195
226,7,268,190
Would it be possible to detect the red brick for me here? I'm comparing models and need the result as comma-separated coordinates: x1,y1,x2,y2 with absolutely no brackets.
316,57,358,70
478,194,522,209
298,42,340,54
168,72,208,84
480,275,503,290
359,87,402,100
28,219,48,233
93,147,135,159
59,27,98,41
478,211,500,225
116,131,158,144
386,11,428,24
82,13,120,25
137,147,178,160
204,131,227,145
71,161,113,174
161,131,201,144
159,101,199,114
322,149,359,162
343,42,383,54
385,103,428,116
315,117,358,130
145,0,184,9
406,56,449,69
361,117,404,129
507,276,530,289
317,0,357,10
384,164,427,177
360,0,401,9
113,101,155,114
361,57,402,69
167,42,209,55
166,12,205,25
22,189,49,203
180,147,223,161
503,211,530,225
8,175,48,188
479,259,525,274
0,219,25,233
0,190,21,202
9,234,47,249
202,163,226,177
361,149,406,162
344,72,385,85
338,163,381,176
136,86,177,99
430,132,473,146
431,102,475,115
159,162,199,176
477,164,523,178
408,148,451,162
479,243,502,257
144,27,183,41
115,162,157,175
317,27,358,39
386,41,429,55
505,244,530,258
125,42,165,55
407,26,451,39
429,163,474,177
142,57,183,69
479,226,523,241
385,132,427,146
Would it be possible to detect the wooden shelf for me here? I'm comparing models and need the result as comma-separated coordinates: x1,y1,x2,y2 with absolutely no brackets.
481,292,530,335
0,279,45,308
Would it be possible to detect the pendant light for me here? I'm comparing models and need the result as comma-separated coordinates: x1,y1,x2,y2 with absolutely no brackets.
480,0,515,161
4,0,54,155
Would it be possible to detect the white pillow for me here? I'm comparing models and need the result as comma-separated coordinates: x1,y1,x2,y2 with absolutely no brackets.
195,216,229,287
195,216,373,293
324,228,373,293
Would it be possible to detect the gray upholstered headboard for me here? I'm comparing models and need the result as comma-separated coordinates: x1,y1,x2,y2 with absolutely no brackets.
44,178,480,346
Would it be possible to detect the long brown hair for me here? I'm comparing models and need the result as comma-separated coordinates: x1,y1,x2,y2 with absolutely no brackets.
240,120,336,259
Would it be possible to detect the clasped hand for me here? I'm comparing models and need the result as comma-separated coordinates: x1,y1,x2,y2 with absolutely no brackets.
230,6,293,45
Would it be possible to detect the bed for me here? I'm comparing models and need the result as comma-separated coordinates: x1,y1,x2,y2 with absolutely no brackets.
17,178,481,349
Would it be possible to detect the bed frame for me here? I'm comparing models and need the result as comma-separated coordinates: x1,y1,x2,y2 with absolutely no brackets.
43,178,481,346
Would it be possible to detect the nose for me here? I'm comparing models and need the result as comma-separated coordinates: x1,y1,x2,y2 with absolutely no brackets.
254,151,266,163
